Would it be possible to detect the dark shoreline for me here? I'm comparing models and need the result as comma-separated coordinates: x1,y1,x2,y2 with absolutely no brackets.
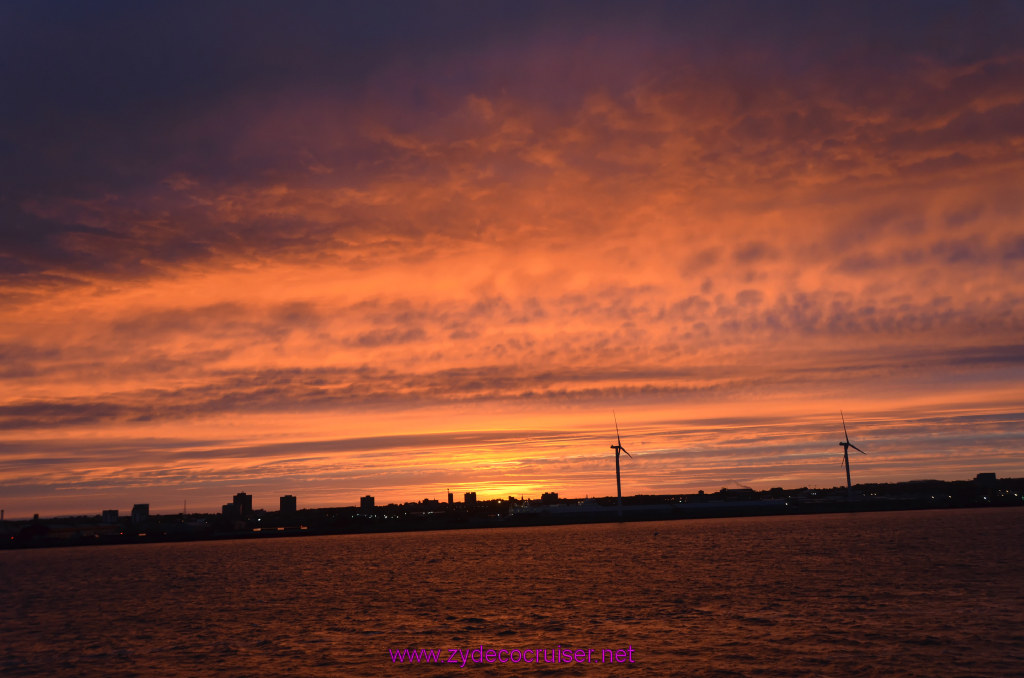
4,496,1021,551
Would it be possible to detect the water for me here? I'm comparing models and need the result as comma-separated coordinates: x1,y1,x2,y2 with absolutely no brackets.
2,508,1022,676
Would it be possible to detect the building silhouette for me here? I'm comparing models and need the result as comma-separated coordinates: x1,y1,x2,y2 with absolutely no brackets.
541,492,559,504
280,495,297,513
360,495,374,509
131,504,149,525
447,489,454,508
233,492,253,516
975,472,997,487
464,491,477,506
102,509,119,524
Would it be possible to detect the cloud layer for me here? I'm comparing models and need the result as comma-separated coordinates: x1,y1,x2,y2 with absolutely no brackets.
1,2,1022,516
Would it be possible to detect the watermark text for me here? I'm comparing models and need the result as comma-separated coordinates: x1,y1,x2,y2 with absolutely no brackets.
388,645,636,667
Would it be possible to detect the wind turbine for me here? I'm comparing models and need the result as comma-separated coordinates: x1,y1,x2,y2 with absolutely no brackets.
611,412,632,519
838,411,865,498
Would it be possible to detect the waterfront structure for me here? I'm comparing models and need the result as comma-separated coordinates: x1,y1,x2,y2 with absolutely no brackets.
610,414,632,519
280,495,297,513
102,509,119,524
464,491,477,506
975,473,997,487
233,492,253,516
360,495,374,509
131,504,149,525
837,412,866,497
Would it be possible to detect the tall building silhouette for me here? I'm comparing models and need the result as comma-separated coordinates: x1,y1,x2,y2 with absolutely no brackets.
233,492,253,516
131,504,149,525
280,495,296,513
464,491,477,506
360,495,374,509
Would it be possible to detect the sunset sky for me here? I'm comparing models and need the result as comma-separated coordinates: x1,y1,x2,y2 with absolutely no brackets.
2,2,1022,517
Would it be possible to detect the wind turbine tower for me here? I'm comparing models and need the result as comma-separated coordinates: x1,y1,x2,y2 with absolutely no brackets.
610,412,632,519
838,411,866,498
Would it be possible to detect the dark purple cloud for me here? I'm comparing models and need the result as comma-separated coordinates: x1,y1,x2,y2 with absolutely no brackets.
3,1,1022,281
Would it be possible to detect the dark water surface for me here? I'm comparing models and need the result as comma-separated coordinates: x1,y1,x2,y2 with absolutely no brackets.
3,507,1023,676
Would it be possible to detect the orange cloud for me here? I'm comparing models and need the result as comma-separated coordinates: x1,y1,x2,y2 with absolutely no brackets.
2,4,1022,517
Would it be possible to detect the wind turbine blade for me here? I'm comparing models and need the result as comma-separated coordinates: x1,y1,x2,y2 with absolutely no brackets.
622,448,632,459
851,444,865,454
614,410,622,447
841,410,850,444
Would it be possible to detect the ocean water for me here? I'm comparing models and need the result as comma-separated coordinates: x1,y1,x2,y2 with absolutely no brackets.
2,507,1022,677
